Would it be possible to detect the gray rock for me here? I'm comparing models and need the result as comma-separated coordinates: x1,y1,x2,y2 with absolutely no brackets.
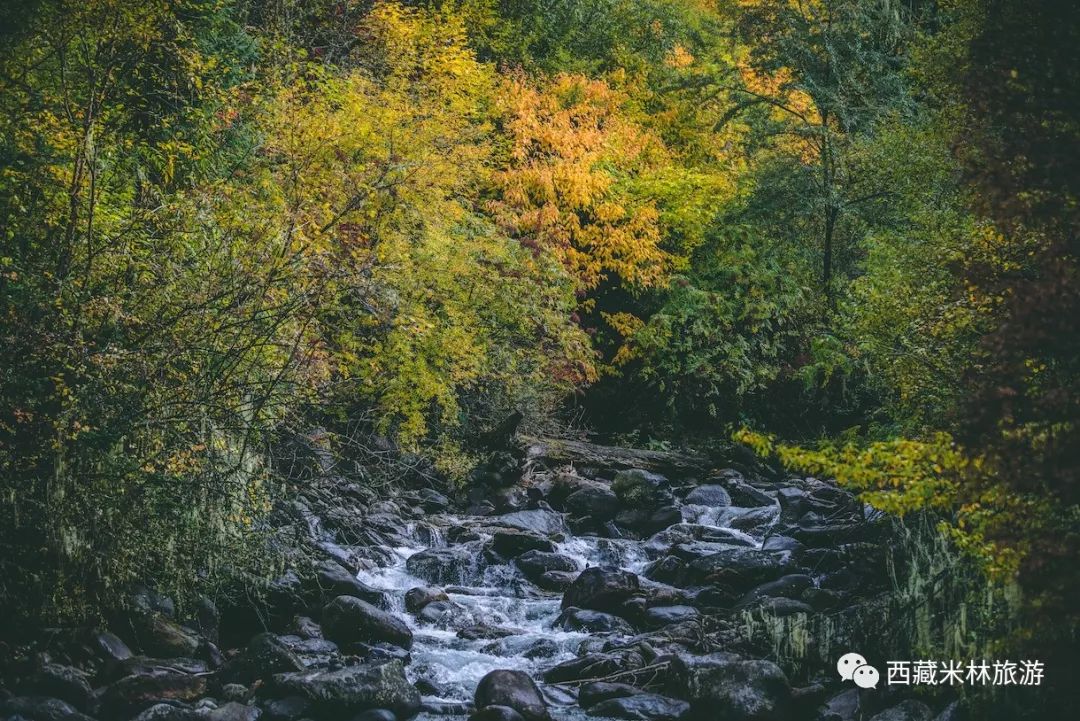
723,478,775,507
136,612,203,658
417,488,451,512
100,668,208,717
747,596,814,617
129,703,205,721
458,624,521,641
614,506,682,537
687,548,794,591
612,470,671,508
515,551,580,583
671,653,792,721
544,650,646,684
0,696,96,721
495,509,568,537
406,544,487,585
404,586,449,613
817,688,860,721
738,575,815,607
561,568,641,613
683,485,731,507
221,633,304,685
273,660,420,719
869,700,933,721
322,595,413,649
578,682,641,709
537,570,577,591
94,630,134,661
207,702,262,721
316,560,388,607
416,599,466,626
470,706,526,721
260,695,311,721
30,664,92,710
761,536,804,553
474,670,550,721
491,530,556,558
642,605,699,627
565,486,620,522
290,615,323,639
588,693,691,721
553,607,635,635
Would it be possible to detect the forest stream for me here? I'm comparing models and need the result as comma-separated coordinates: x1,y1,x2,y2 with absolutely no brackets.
1,432,933,721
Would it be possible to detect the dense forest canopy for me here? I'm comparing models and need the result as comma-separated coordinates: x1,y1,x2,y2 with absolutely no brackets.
0,0,1077,713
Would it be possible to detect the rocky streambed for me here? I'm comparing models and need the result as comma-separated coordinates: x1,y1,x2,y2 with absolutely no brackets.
0,436,961,721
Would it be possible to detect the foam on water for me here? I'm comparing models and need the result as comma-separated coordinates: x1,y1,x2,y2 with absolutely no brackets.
353,499,760,719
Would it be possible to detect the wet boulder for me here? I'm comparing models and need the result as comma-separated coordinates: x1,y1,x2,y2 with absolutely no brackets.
642,606,699,628
321,595,413,650
761,535,803,553
315,560,388,607
737,574,815,607
670,653,792,721
458,623,521,641
406,543,486,585
133,611,203,658
94,630,134,661
273,660,420,720
0,696,97,721
565,485,620,522
544,649,647,684
723,478,775,507
644,556,689,587
404,586,449,613
646,524,756,558
470,706,526,721
554,607,635,635
817,688,861,721
492,530,556,558
417,488,451,513
562,568,641,613
537,570,578,591
277,635,339,667
578,682,642,709
686,548,795,592
494,509,569,537
474,670,551,721
612,470,672,508
745,596,814,617
869,700,933,721
260,695,312,721
220,632,305,685
614,506,682,537
588,693,691,721
515,551,580,584
207,702,262,721
683,485,731,507
99,666,209,717
721,506,779,535
29,664,93,710
416,599,467,626
129,703,206,721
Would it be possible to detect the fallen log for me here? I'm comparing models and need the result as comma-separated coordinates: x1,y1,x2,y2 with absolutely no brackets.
520,435,709,475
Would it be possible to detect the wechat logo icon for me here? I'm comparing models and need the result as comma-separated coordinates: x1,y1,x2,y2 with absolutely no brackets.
837,651,880,689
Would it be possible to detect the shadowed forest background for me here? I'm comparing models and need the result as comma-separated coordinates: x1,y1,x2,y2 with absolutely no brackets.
1,0,1077,717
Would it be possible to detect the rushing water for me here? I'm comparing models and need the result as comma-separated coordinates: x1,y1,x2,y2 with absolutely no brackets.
353,502,780,720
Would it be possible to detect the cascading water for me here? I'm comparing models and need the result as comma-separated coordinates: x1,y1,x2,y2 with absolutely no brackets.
351,498,783,721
